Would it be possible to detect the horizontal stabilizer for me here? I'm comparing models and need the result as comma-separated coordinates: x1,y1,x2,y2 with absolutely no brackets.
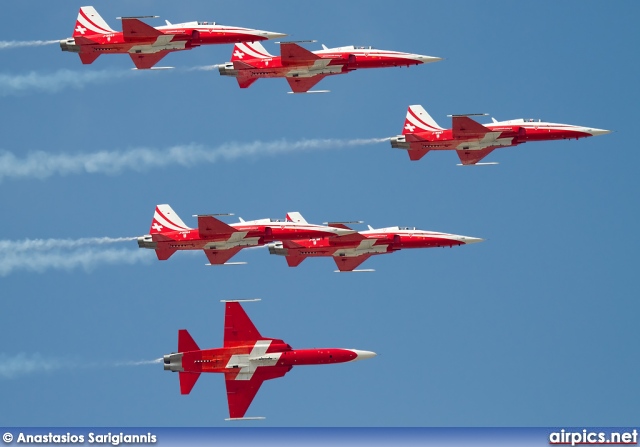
122,18,163,40
408,149,429,161
78,52,100,65
233,60,256,70
178,329,200,352
280,42,320,66
286,255,307,267
237,76,258,89
155,248,177,260
179,372,200,395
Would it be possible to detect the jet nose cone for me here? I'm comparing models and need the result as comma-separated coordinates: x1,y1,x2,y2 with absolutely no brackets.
349,350,377,361
258,31,288,40
414,55,442,64
586,127,611,137
461,236,484,245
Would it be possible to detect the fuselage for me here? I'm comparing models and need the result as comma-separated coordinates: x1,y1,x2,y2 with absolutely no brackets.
220,45,440,79
271,227,483,259
165,342,374,375
401,119,610,152
139,218,355,252
60,21,285,55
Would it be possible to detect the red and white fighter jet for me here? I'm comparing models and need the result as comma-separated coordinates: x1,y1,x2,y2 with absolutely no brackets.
391,105,611,165
164,300,376,420
217,41,441,93
59,6,286,69
137,204,356,265
268,224,484,272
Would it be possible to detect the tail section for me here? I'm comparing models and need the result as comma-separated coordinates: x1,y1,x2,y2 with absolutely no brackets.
73,6,116,37
178,329,200,352
179,372,201,395
177,330,201,394
150,204,192,235
285,212,308,224
402,105,444,134
231,42,274,62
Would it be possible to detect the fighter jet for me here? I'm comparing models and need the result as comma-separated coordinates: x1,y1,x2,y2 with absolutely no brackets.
137,204,356,265
217,41,441,93
59,6,286,69
390,105,611,165
164,300,376,420
268,224,484,272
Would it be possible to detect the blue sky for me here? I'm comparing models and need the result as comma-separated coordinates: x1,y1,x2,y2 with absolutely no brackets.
1,1,638,427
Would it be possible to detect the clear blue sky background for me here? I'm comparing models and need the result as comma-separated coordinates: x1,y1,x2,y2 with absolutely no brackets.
1,1,638,427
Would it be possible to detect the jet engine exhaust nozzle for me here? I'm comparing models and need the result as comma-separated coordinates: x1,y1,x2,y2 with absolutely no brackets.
217,62,238,77
390,135,410,149
267,242,287,256
137,235,157,249
163,353,183,372
59,38,80,53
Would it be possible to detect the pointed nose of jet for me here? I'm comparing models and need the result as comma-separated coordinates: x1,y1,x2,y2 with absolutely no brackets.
584,127,611,137
412,54,443,64
256,31,288,40
459,236,484,245
349,350,377,362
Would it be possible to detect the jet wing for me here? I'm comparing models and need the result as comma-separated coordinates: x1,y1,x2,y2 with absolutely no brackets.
334,254,373,272
280,42,320,66
129,51,170,69
452,116,491,138
287,75,327,93
225,366,291,419
223,302,264,347
204,247,244,265
122,18,164,40
456,147,497,165
197,215,237,238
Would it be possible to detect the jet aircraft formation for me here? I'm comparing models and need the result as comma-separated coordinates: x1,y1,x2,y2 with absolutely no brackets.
48,6,610,420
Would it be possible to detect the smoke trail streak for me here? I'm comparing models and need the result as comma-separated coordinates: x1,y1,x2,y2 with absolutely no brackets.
0,248,152,277
0,40,59,50
0,138,389,182
0,237,137,253
0,354,163,379
0,69,136,96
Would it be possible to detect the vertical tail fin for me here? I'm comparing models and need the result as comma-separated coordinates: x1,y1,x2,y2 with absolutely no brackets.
231,42,274,61
285,212,308,224
150,204,192,235
402,105,444,134
73,6,116,37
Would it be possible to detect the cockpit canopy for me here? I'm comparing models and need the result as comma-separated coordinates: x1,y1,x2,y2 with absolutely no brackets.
197,21,216,25
398,226,417,231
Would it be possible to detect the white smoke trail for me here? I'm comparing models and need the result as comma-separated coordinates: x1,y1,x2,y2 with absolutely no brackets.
0,354,163,379
0,40,59,50
0,236,137,253
0,69,136,96
0,138,388,182
0,247,152,276
0,353,65,379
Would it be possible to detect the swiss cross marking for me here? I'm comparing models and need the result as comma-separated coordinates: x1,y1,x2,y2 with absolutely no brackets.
404,123,416,132
152,223,163,232
75,25,87,35
233,50,245,59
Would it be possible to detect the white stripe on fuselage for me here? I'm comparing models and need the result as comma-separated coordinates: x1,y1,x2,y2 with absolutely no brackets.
226,340,282,381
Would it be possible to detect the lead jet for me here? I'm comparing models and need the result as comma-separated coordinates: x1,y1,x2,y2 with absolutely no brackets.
268,224,483,272
137,204,356,265
390,105,611,165
164,300,376,420
59,6,286,69
217,41,441,93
